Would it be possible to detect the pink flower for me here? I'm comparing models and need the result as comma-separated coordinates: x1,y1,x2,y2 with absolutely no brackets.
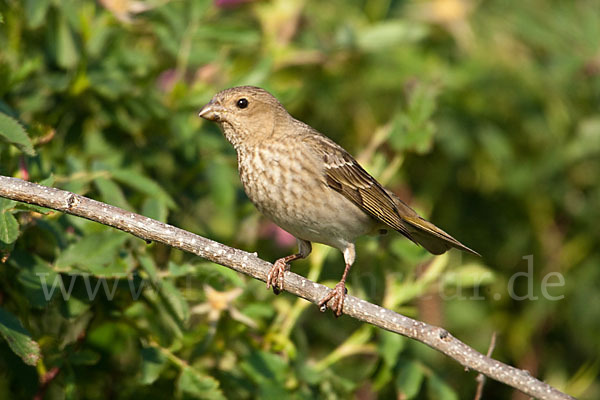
260,221,296,249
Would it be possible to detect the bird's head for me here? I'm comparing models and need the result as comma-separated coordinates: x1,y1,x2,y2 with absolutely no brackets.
198,86,289,148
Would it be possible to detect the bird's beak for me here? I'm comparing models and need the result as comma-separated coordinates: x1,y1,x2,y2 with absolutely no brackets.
198,100,226,122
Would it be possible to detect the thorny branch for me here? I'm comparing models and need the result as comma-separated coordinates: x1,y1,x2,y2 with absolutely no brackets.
0,176,574,400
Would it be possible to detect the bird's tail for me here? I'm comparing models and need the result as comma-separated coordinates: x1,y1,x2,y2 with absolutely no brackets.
385,189,480,256
402,215,480,256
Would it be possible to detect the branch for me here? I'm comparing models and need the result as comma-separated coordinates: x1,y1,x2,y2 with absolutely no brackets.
0,176,574,400
474,332,497,400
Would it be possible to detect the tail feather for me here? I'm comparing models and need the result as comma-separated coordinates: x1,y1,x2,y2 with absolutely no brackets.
402,216,480,256
384,189,479,256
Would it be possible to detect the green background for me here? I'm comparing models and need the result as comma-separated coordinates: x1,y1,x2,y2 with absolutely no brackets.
1,0,599,398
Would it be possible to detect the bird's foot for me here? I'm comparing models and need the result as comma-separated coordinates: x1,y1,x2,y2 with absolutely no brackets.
318,282,347,317
266,258,289,294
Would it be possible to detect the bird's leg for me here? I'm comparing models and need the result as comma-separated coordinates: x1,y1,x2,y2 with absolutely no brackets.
266,253,303,294
266,239,311,294
318,244,355,317
318,263,351,317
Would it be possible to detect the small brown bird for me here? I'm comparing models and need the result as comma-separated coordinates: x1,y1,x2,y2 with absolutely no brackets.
199,86,478,317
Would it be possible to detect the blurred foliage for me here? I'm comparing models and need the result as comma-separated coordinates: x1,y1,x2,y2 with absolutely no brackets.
1,0,599,398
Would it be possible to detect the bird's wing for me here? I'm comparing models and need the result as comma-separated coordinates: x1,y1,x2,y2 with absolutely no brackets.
307,135,415,239
303,132,479,256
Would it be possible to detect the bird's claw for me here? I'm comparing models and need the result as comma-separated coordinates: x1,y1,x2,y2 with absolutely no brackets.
266,258,289,294
318,282,347,317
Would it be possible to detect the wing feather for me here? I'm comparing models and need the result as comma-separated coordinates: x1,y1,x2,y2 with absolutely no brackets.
317,140,414,239
299,127,479,256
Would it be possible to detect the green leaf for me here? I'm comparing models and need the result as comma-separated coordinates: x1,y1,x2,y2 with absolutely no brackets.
25,0,51,29
167,261,197,278
442,263,496,289
0,112,36,156
142,197,168,222
15,252,59,308
0,208,19,245
379,330,405,367
84,253,134,278
389,236,430,264
94,177,133,211
395,360,424,399
426,373,458,400
159,279,190,324
140,346,167,385
68,349,101,365
139,255,159,282
111,169,176,209
60,312,94,348
388,84,438,154
0,307,41,366
53,13,79,68
38,175,55,187
240,303,275,321
14,203,53,215
192,262,244,287
566,116,600,162
240,350,288,385
297,363,322,385
55,231,129,271
205,159,237,237
86,322,136,356
0,198,16,211
207,159,235,208
357,20,428,51
240,351,289,399
177,366,225,400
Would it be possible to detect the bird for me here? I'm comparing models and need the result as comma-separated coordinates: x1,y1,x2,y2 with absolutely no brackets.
198,86,478,317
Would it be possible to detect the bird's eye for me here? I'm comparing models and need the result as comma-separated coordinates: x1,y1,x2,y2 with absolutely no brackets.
236,98,249,109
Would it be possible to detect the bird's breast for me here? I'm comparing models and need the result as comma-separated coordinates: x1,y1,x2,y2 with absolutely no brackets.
235,143,376,250
237,142,316,217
